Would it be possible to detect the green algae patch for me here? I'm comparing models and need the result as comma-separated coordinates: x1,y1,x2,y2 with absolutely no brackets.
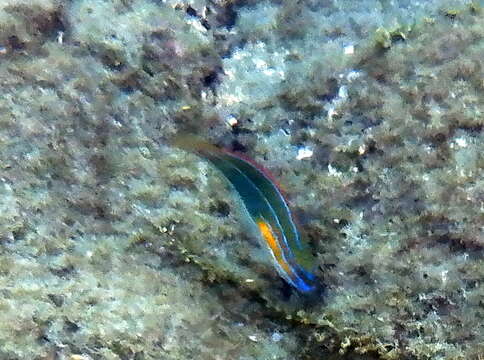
374,25,411,49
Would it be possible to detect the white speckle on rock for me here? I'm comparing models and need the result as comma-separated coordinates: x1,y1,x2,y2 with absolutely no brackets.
70,355,91,360
328,164,343,177
224,69,236,80
338,85,348,99
220,94,243,105
344,44,354,55
253,58,267,69
187,18,207,33
232,50,245,60
454,137,468,148
271,332,283,342
57,31,64,44
296,146,313,160
347,70,361,81
441,270,448,284
226,115,238,127
326,105,337,120
263,68,275,76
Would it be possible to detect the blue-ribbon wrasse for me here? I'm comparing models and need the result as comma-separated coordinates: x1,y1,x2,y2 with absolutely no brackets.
173,136,318,294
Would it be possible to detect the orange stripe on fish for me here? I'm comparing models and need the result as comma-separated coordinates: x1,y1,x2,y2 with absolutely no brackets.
257,219,292,274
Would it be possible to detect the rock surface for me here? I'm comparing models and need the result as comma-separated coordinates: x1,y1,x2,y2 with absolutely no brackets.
0,1,482,359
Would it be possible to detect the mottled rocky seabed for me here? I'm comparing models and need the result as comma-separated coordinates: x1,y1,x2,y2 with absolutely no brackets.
0,0,483,359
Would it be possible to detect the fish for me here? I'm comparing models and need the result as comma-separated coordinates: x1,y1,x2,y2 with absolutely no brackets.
173,136,318,293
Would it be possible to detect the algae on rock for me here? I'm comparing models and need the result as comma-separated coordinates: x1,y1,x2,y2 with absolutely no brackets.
0,0,483,359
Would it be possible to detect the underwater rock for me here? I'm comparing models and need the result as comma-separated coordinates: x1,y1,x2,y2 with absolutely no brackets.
0,0,482,359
